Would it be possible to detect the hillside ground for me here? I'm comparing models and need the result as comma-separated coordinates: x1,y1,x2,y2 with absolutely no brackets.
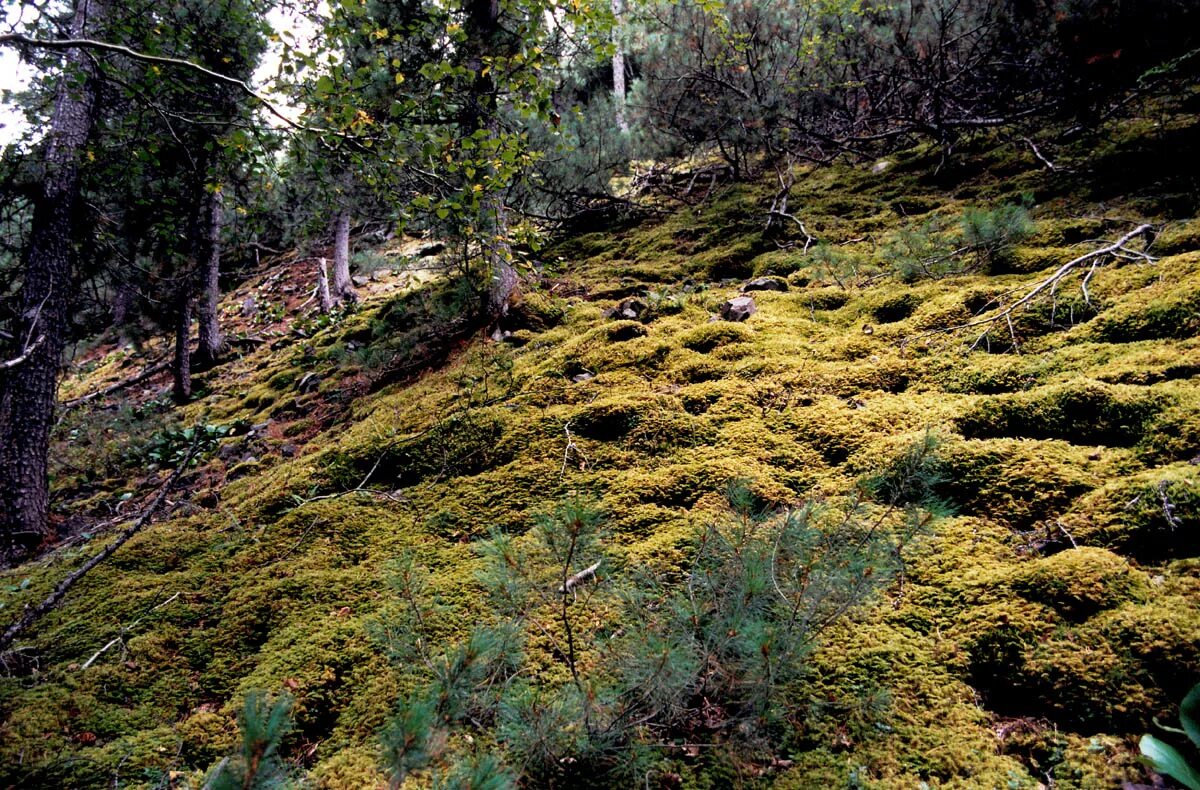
2,110,1199,788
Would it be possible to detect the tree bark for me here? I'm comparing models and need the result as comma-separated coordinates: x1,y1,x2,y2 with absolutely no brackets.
463,0,517,318
316,257,334,314
171,287,192,403
0,0,104,565
330,209,353,302
612,0,628,133
194,188,224,368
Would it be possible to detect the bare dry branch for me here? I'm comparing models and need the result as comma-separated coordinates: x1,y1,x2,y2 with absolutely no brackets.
0,333,44,371
906,224,1155,349
0,439,198,655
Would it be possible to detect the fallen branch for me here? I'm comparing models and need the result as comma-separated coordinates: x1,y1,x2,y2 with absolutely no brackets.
80,591,181,669
558,560,601,597
1022,136,1059,172
0,334,45,371
558,421,589,481
0,440,198,655
905,224,1154,350
60,358,170,409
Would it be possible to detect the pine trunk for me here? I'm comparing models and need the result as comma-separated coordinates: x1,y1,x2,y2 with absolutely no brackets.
331,210,353,301
612,0,628,133
172,287,192,403
194,189,224,368
464,0,517,318
0,0,103,564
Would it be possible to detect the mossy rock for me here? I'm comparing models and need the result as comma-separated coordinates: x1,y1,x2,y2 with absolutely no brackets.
798,287,851,311
1058,469,1200,562
569,397,644,440
1017,599,1200,731
1089,282,1200,342
603,320,648,342
320,407,511,491
310,746,388,789
935,438,1099,530
955,380,1168,447
869,292,922,324
679,322,753,352
1026,217,1107,247
1012,547,1151,621
1138,400,1200,464
507,290,567,332
1155,218,1200,255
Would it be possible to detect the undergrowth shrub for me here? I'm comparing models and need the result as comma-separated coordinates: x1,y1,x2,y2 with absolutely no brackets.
884,203,1032,280
371,436,944,784
203,691,297,789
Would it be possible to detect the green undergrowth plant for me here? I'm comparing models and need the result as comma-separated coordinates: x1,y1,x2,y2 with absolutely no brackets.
203,691,298,790
884,202,1032,281
1141,681,1200,790
370,436,945,785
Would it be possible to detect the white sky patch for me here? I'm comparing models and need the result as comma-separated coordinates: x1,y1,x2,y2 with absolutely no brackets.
0,2,325,144
0,2,40,146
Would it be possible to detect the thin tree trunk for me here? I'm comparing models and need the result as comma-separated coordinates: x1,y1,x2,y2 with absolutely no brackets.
0,0,104,565
464,0,517,318
194,188,224,367
612,0,628,133
171,287,192,403
331,209,353,302
316,257,334,314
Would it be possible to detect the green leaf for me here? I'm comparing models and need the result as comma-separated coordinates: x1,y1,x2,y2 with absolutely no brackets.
1183,683,1200,749
1141,734,1200,790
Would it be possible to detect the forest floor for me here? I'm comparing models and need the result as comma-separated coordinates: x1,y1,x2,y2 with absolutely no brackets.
2,109,1200,788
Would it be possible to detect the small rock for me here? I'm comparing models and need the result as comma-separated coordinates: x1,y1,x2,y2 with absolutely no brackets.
280,444,299,458
862,324,874,335
719,295,757,322
249,420,272,435
490,327,512,342
871,159,893,174
1087,450,1102,461
743,276,788,293
297,372,321,393
351,274,370,288
603,296,648,322
417,242,445,258
369,270,383,282
346,341,360,351
572,372,595,383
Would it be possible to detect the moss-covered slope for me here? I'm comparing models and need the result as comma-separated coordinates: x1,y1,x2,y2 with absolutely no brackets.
2,116,1200,788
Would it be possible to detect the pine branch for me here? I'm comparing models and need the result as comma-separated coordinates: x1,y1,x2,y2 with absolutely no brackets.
0,33,315,134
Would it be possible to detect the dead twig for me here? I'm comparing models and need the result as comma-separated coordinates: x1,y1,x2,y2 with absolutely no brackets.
558,421,588,481
906,224,1155,349
557,560,601,599
61,358,170,409
0,333,45,371
80,591,182,669
0,439,199,655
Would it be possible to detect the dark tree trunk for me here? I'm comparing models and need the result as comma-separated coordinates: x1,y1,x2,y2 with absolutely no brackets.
331,209,354,302
463,0,517,318
193,188,224,369
0,0,104,565
171,287,192,403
